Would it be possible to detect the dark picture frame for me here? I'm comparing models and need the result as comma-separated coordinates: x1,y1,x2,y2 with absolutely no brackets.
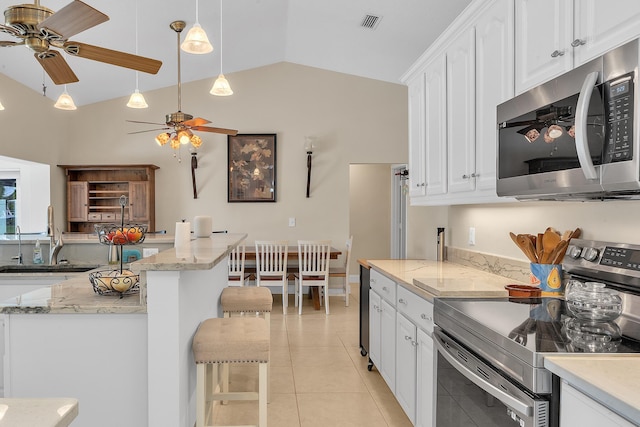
228,134,277,202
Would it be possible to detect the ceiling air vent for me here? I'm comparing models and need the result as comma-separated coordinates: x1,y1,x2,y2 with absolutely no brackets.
360,14,382,30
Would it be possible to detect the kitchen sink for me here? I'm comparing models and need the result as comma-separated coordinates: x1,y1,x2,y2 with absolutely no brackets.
0,264,100,274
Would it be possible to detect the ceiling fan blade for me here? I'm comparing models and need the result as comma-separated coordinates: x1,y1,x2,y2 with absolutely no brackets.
38,0,108,40
191,126,238,136
128,128,171,135
35,51,78,85
0,40,24,47
127,120,167,126
184,117,211,127
64,42,162,74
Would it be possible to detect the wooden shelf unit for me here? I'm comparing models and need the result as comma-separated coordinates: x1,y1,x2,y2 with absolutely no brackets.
59,165,159,233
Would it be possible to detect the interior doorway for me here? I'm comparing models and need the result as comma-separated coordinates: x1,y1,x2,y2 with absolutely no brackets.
391,165,407,259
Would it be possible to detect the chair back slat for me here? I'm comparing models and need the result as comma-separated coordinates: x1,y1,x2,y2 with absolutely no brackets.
297,240,331,276
255,240,288,279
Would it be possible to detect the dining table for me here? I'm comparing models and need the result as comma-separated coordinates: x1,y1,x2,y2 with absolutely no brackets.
243,245,342,310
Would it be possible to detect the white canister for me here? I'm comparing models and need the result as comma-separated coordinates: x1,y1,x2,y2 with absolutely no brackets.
193,216,213,238
174,221,191,248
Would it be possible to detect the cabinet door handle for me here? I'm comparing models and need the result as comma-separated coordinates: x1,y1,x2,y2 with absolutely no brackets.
405,335,412,341
398,298,406,305
371,279,376,284
550,49,565,58
420,313,433,322
412,340,418,347
382,286,388,292
571,38,586,47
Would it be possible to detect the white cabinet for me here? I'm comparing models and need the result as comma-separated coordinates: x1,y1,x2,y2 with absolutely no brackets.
404,0,513,206
395,285,435,427
446,26,476,195
369,269,397,391
516,0,640,94
396,313,418,424
415,328,435,427
560,380,636,427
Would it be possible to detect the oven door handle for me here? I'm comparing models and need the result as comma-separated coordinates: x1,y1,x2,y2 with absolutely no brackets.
434,332,533,417
575,71,599,180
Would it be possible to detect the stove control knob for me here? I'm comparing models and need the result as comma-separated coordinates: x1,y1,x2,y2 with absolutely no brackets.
582,247,600,262
568,245,583,259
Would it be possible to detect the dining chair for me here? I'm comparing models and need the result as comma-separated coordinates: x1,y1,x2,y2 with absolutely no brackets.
255,240,289,314
296,240,331,315
228,244,249,286
329,235,353,306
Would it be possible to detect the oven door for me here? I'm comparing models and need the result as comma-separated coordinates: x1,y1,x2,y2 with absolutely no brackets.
434,328,554,427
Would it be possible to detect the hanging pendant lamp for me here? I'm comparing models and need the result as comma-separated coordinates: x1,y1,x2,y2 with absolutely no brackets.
127,0,148,108
182,0,213,54
54,85,77,110
210,0,233,96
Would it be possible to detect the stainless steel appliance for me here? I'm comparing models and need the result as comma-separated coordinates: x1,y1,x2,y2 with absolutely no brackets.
496,39,639,200
434,238,640,427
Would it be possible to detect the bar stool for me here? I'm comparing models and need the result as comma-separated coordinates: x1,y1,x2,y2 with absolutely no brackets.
192,317,269,427
220,286,273,402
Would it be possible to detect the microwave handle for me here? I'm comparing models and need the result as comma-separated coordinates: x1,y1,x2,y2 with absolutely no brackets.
575,71,599,180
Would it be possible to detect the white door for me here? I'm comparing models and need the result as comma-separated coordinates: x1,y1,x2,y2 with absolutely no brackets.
368,290,381,368
416,328,435,427
391,165,407,259
379,298,396,391
395,313,417,424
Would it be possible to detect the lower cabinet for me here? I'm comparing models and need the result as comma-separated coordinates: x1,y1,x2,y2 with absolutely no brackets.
560,380,635,427
370,267,436,427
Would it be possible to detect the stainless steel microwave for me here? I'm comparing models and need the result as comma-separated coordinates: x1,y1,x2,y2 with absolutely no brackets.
497,39,639,200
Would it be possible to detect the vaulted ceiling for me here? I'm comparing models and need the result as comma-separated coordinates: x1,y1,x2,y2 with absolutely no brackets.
0,0,471,106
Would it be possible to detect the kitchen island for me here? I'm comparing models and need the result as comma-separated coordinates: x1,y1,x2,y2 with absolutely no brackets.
0,233,246,427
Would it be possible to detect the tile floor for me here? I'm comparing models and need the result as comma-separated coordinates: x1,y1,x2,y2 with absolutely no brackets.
212,285,413,426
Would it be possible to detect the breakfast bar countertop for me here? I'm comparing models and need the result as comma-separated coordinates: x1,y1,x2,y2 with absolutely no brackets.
0,233,247,315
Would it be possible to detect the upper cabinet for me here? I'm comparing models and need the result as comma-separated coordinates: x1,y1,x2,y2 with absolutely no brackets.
59,165,158,233
516,0,640,94
402,0,514,206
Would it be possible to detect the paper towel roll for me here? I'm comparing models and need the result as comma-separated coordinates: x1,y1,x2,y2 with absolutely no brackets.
193,216,212,238
174,221,191,249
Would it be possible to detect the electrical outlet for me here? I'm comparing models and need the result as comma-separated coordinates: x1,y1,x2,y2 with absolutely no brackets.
468,227,476,246
143,248,159,257
288,217,296,227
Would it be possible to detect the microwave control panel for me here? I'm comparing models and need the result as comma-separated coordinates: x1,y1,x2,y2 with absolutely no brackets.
604,72,634,163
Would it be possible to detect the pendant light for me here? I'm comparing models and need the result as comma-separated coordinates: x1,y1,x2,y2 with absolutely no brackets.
127,0,148,108
210,0,233,96
181,0,213,54
54,85,77,110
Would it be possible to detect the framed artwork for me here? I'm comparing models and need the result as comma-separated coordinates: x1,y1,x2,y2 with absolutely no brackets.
228,134,277,202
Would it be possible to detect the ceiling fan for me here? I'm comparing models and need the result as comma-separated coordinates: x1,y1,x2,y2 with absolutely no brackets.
0,0,162,84
127,20,238,152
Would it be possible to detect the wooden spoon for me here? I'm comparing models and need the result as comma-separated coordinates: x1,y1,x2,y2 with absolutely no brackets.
549,240,569,264
541,228,561,263
517,234,539,263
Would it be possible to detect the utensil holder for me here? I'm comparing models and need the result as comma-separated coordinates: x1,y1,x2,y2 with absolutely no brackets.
530,263,564,295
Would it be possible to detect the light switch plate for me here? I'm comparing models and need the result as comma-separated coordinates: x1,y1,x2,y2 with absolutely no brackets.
288,217,296,227
143,248,159,257
468,227,476,246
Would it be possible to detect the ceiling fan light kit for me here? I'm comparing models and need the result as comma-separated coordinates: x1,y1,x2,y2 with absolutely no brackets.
54,84,76,110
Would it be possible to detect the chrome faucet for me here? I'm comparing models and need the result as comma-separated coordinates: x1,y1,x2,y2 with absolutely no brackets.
47,205,63,265
11,225,23,265
49,228,63,265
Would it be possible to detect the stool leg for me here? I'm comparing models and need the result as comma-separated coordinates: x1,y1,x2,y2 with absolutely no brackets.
265,312,271,404
259,362,268,427
221,362,229,405
196,364,206,427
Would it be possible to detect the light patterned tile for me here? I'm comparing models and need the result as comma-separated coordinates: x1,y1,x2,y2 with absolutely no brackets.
292,364,368,393
297,392,388,427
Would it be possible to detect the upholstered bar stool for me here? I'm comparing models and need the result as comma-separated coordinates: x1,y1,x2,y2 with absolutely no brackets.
193,317,269,427
220,286,273,402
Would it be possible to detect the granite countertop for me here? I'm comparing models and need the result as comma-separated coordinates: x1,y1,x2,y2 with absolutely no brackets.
0,398,78,427
367,259,525,300
545,356,640,425
0,233,246,314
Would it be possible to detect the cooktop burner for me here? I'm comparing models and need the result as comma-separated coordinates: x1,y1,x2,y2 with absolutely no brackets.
440,297,640,355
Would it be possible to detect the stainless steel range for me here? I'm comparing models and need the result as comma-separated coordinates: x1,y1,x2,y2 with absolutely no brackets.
433,238,640,427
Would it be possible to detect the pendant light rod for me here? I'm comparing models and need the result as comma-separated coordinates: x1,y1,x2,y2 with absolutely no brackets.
170,21,186,111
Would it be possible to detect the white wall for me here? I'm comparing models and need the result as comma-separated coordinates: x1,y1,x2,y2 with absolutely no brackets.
0,63,408,252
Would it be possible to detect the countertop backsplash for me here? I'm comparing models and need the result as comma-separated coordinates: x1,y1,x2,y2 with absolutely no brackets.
447,246,531,284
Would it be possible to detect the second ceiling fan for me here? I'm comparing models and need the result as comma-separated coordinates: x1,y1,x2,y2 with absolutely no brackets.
128,20,238,151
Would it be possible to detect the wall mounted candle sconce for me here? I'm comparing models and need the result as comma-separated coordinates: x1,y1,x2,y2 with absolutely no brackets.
304,137,316,198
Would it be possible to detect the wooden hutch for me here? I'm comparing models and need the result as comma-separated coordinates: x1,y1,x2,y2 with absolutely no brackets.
59,165,158,233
